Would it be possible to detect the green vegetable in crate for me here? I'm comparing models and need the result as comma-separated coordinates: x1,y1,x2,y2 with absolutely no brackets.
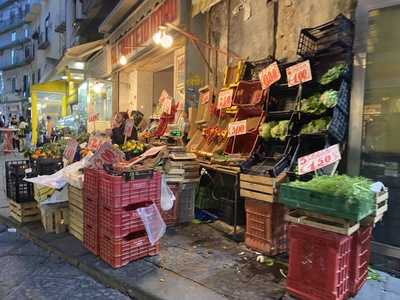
300,117,331,134
300,93,326,114
288,175,374,206
270,120,289,141
121,140,145,156
319,64,347,85
320,90,338,108
259,121,277,140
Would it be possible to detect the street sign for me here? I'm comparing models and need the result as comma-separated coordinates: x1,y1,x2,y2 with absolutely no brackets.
286,60,312,87
63,138,78,163
298,144,341,175
228,120,247,137
217,89,234,110
259,62,281,90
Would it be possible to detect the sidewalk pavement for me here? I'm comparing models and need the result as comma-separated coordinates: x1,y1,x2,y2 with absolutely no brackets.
1,154,400,300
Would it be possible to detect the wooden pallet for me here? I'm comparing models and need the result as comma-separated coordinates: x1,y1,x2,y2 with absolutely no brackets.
9,200,41,223
68,186,83,210
40,203,69,234
285,209,360,236
240,173,287,203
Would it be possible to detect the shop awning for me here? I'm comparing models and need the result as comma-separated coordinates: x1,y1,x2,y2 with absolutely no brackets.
99,0,142,34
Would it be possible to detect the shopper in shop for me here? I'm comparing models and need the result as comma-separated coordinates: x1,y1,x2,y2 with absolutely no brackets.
9,115,19,150
46,115,54,143
18,116,28,151
111,112,129,145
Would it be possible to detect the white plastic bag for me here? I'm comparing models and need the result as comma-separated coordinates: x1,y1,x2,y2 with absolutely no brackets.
160,176,175,211
136,204,166,245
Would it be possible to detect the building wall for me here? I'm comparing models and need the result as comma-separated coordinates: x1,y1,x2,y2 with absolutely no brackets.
206,0,356,89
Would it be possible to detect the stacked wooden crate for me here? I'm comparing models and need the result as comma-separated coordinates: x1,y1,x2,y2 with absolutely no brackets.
68,186,84,241
9,200,41,224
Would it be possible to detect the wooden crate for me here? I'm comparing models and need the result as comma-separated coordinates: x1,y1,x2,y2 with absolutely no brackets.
240,173,287,203
40,203,69,233
34,184,55,203
285,209,360,236
68,186,83,210
362,189,389,225
9,200,41,223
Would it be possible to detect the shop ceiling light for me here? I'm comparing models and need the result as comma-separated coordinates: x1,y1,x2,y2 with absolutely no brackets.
94,82,104,93
119,55,128,65
161,34,173,48
61,75,68,80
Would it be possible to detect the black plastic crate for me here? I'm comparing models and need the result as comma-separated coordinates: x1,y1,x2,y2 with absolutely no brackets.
220,198,245,226
7,164,34,203
31,158,63,175
5,160,30,199
336,80,350,115
297,14,354,58
329,108,348,142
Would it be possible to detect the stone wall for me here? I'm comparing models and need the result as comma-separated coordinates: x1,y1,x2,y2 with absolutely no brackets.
205,0,356,88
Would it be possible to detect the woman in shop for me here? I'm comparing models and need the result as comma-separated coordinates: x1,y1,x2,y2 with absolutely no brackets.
18,116,28,151
111,111,144,145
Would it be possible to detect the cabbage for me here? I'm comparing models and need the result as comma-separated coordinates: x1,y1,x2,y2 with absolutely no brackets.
320,90,338,108
259,122,277,140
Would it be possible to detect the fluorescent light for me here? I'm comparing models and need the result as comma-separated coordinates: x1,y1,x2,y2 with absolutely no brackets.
74,62,85,69
161,34,173,48
153,31,162,44
61,75,68,80
119,55,127,65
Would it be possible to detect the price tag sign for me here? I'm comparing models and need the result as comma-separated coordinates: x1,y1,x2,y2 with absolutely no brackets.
63,138,78,163
88,112,99,123
217,89,234,110
124,119,134,137
200,90,210,104
298,144,341,175
159,89,169,103
228,120,247,137
259,62,281,90
90,142,125,169
162,97,172,114
286,60,312,87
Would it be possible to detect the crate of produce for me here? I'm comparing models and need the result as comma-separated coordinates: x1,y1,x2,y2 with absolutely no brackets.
287,224,352,300
100,171,161,209
99,230,160,268
178,182,198,223
161,182,180,226
279,178,375,222
9,200,41,223
7,164,34,203
240,173,286,203
40,202,69,233
349,225,373,296
245,198,287,256
225,107,265,158
232,80,264,107
297,14,354,58
34,184,55,202
84,218,99,255
68,186,83,210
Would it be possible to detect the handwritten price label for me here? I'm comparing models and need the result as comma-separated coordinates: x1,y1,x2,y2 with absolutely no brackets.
200,90,210,104
298,144,341,175
259,62,281,90
217,89,234,110
124,119,134,137
228,120,247,137
63,138,78,163
162,97,172,114
286,60,312,87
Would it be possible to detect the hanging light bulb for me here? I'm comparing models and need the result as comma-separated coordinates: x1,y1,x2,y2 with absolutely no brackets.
161,34,173,48
119,55,127,65
153,31,163,44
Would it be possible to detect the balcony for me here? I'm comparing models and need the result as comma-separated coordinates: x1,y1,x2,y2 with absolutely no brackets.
0,37,31,52
0,13,27,35
38,32,50,50
54,12,66,33
24,1,41,23
0,52,34,71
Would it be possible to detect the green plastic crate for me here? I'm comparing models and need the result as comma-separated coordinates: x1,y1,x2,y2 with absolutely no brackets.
279,184,375,222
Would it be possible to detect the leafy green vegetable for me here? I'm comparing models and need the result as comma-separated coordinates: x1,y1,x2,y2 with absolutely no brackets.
259,122,277,140
320,90,338,108
270,120,290,141
300,117,331,134
288,175,374,206
319,64,347,85
300,93,327,114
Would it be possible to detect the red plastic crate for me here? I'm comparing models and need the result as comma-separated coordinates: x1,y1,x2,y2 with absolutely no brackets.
349,225,373,296
100,172,161,208
245,198,287,256
83,219,99,255
100,200,161,238
99,230,160,268
84,168,102,199
161,182,180,226
84,194,99,224
287,224,352,300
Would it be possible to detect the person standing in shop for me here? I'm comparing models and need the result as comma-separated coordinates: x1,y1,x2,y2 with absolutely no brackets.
46,115,54,143
9,115,19,150
18,116,28,151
